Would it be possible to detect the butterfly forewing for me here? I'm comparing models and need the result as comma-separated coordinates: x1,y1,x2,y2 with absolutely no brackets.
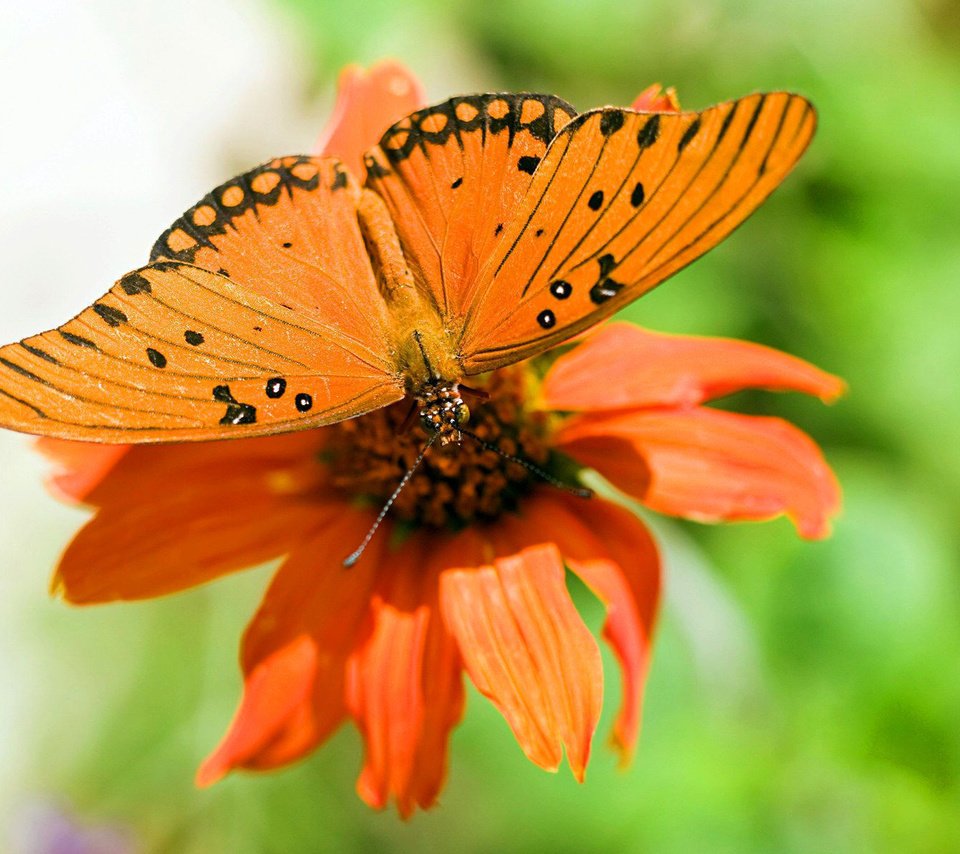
364,94,578,321
459,92,816,372
152,155,392,359
0,262,403,442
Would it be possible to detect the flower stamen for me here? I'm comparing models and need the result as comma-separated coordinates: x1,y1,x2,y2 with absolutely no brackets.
326,366,561,530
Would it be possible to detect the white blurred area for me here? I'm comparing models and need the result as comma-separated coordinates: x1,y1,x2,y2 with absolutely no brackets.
0,0,319,837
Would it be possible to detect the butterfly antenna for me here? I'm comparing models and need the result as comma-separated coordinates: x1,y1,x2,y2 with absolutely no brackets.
459,428,593,499
343,431,439,568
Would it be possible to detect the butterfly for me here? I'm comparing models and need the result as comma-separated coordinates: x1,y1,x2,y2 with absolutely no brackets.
0,91,814,445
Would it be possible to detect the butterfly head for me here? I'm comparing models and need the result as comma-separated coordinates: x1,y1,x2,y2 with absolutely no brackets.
418,383,470,445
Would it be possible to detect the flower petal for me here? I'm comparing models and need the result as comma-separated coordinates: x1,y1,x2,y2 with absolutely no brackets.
54,434,329,602
55,491,327,604
347,530,481,817
631,84,681,113
34,438,129,503
497,493,660,763
314,60,425,178
439,543,603,781
557,408,841,539
196,634,318,787
198,509,383,784
541,322,846,412
80,432,327,507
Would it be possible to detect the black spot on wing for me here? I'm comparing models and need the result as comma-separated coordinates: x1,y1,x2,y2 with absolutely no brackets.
295,392,313,412
740,95,768,152
517,155,540,174
536,309,556,329
590,278,624,304
599,110,625,136
19,343,59,364
119,272,152,295
184,330,204,346
93,303,128,327
213,384,257,425
678,118,701,152
331,165,349,190
717,101,739,143
636,114,661,149
364,155,390,179
598,254,618,277
146,348,167,368
451,176,463,189
590,254,624,304
0,357,47,385
588,190,604,211
60,330,99,350
266,377,286,398
630,182,645,207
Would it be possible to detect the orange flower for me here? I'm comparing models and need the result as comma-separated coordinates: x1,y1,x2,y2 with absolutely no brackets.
37,62,843,817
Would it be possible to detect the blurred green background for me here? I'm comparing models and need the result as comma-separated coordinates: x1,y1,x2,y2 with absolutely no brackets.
2,0,959,851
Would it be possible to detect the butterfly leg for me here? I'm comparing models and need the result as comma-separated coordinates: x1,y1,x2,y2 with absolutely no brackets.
458,384,490,401
395,398,420,435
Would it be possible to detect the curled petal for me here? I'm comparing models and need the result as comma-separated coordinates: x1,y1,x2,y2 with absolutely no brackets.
498,493,660,763
315,60,425,178
631,83,681,113
440,544,603,781
557,408,840,539
196,634,318,787
199,509,383,784
34,438,128,503
239,698,326,772
347,530,482,817
541,322,846,412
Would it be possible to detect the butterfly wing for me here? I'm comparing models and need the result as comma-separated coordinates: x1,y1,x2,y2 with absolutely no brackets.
363,94,578,321
458,93,816,372
0,157,406,441
151,155,395,351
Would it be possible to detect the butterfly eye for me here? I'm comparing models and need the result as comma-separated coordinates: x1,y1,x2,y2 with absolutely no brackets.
419,410,439,435
454,403,470,426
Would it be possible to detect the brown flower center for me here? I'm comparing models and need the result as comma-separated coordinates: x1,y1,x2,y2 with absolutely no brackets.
326,366,552,528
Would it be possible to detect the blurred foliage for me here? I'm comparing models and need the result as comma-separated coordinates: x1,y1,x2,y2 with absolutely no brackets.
11,0,960,851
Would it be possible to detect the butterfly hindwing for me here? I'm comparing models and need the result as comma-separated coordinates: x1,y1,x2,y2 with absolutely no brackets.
364,93,578,321
0,262,403,442
459,93,816,372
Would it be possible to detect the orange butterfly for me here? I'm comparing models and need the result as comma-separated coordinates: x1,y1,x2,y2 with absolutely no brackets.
0,91,815,445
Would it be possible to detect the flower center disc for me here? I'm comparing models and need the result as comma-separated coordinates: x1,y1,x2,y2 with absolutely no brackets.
326,368,550,528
